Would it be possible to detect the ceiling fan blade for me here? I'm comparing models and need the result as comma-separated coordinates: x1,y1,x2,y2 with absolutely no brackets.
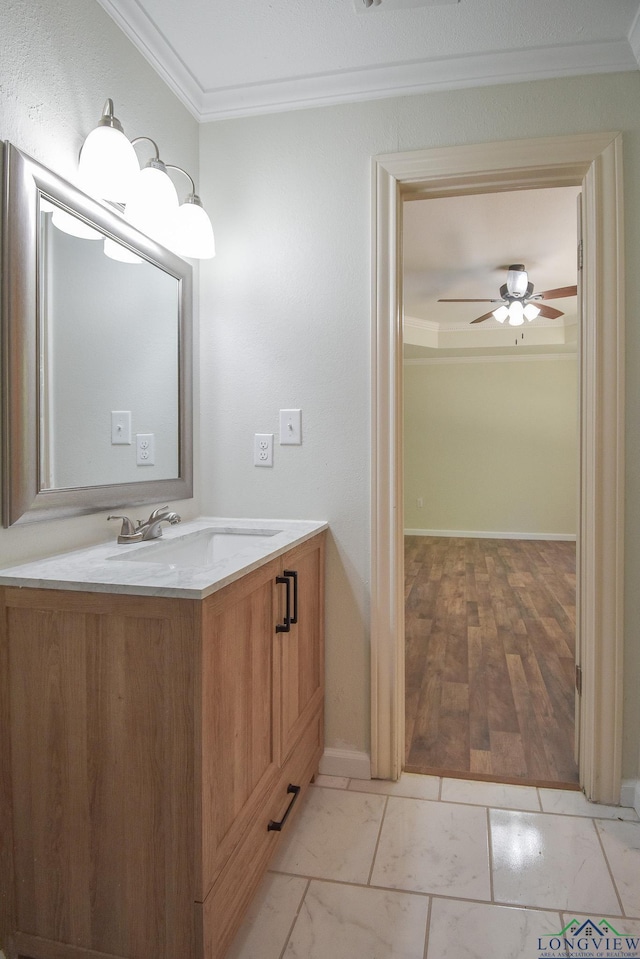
470,311,495,325
437,298,495,303
537,304,564,319
538,285,577,300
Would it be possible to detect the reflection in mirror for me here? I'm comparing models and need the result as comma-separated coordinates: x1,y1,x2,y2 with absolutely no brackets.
1,142,193,527
39,200,179,489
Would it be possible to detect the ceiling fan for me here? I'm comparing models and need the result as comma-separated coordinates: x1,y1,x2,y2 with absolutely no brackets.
438,264,578,326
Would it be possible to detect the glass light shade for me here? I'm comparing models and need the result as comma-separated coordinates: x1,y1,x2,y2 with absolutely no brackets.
524,303,541,321
52,207,102,240
103,237,143,264
172,200,216,259
125,164,179,248
508,301,525,326
78,125,139,203
506,267,528,297
492,304,509,323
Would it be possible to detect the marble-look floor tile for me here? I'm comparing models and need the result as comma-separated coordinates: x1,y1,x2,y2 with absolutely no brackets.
427,897,560,959
491,809,620,914
349,772,440,801
270,786,385,883
371,798,490,899
596,820,640,917
226,874,308,959
441,778,540,811
313,775,349,789
538,788,639,820
284,880,428,959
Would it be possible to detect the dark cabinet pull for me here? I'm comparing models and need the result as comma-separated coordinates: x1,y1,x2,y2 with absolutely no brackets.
275,575,291,632
267,783,301,831
283,569,298,624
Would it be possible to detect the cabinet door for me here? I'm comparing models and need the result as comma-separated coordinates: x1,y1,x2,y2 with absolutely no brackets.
199,561,279,900
275,534,325,764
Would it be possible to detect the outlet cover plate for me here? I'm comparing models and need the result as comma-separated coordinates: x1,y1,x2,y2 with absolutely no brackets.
254,433,274,467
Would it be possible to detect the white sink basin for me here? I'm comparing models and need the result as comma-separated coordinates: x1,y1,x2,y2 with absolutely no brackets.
111,527,282,569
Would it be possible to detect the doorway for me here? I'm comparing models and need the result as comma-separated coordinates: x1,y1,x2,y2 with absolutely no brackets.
370,133,624,804
401,187,580,788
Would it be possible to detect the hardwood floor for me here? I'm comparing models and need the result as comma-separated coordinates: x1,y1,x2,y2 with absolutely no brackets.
404,536,579,787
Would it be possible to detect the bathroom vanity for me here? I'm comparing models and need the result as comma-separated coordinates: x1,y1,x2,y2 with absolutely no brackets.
0,519,326,959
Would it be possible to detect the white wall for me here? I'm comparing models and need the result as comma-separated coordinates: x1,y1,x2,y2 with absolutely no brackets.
404,356,578,537
1,2,639,784
198,71,640,779
0,0,200,562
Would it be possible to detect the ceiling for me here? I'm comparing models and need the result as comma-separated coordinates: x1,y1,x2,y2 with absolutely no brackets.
94,0,632,359
403,186,580,356
96,0,640,121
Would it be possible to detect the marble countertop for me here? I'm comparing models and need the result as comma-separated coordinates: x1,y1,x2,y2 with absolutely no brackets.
0,517,328,599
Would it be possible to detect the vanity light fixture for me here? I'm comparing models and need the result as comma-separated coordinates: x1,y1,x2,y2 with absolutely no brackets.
78,99,139,204
125,138,180,251
78,99,216,260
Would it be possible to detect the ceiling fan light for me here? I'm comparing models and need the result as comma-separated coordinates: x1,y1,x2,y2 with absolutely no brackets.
506,265,528,298
524,303,541,321
508,301,524,326
492,305,509,323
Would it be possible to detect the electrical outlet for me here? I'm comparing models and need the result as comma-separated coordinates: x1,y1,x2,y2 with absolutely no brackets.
136,433,155,466
254,433,273,467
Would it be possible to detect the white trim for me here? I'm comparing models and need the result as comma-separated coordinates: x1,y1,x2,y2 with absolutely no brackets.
89,6,638,121
619,778,640,816
371,133,625,804
404,353,577,365
404,529,576,541
94,0,204,120
319,748,372,781
197,42,637,122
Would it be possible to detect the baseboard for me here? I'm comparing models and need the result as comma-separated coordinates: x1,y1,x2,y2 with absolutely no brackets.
319,748,371,780
620,778,640,816
404,528,577,541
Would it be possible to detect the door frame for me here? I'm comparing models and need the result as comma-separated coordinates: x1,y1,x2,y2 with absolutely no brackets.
370,132,624,803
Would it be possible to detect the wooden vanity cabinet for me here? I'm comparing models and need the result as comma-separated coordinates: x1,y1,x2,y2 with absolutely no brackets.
0,531,325,959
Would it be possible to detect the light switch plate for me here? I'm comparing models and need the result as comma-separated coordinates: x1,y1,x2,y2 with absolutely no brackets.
111,411,132,445
279,409,302,445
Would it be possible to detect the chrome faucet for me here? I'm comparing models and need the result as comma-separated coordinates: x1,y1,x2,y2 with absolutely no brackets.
108,506,181,543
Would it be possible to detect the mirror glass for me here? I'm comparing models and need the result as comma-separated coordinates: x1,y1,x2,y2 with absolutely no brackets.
2,143,193,526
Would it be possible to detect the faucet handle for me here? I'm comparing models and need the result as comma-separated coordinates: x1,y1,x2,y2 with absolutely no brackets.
147,506,169,521
107,514,137,536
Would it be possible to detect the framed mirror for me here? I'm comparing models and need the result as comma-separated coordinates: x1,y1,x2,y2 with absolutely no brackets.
1,142,193,526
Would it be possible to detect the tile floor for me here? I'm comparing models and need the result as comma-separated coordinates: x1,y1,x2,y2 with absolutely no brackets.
226,773,640,959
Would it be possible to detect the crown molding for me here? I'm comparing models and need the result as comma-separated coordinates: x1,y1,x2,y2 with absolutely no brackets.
404,313,576,334
95,0,204,120
404,352,577,364
197,40,637,121
93,2,638,122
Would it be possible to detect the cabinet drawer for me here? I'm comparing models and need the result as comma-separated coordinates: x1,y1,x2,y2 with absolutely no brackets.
198,710,323,959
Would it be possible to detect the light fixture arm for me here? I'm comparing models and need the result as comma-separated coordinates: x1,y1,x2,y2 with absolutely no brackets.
165,163,206,208
131,135,161,161
96,98,125,134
